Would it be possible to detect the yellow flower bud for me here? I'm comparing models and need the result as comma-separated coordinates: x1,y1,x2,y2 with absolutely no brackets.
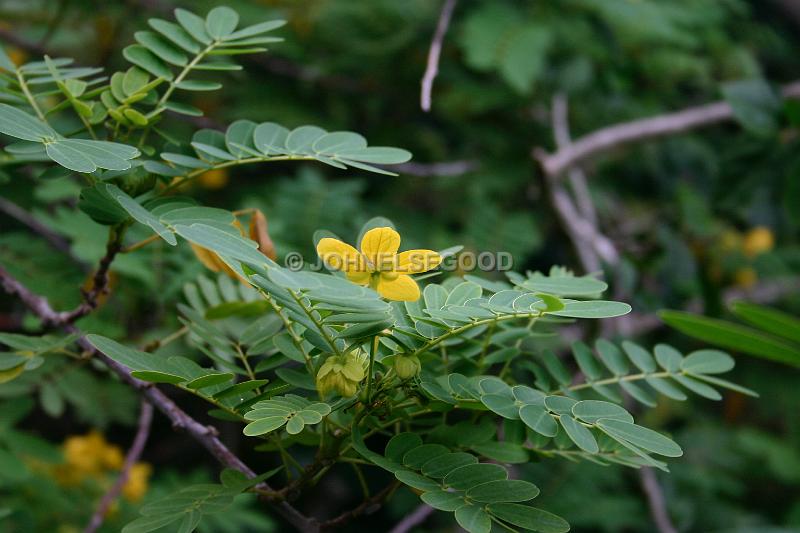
316,351,367,397
197,168,229,189
742,226,774,258
393,355,421,379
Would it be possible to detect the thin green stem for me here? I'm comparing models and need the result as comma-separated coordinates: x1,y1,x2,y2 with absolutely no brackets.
16,70,47,123
234,343,259,390
499,316,538,378
260,293,315,375
477,321,496,370
288,289,341,356
365,335,379,402
121,233,161,253
561,370,674,394
161,156,317,194
350,463,370,499
155,41,216,111
411,311,543,358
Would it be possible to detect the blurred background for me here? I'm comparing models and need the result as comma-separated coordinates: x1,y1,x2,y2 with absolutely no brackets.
1,0,799,531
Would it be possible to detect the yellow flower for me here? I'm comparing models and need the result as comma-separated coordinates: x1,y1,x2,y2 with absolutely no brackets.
742,226,774,258
316,227,441,301
63,431,118,475
197,168,230,189
122,462,152,502
316,351,368,397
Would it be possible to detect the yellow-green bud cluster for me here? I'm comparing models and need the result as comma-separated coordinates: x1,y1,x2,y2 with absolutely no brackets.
316,350,368,397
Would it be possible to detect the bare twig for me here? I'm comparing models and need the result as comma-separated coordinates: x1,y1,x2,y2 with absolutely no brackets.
639,468,678,533
551,95,597,226
420,0,457,112
321,481,399,530
0,264,319,533
541,94,619,274
541,95,677,528
536,81,800,178
85,400,154,533
57,227,124,324
388,503,436,533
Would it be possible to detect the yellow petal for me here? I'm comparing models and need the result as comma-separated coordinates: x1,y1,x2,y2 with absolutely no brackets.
360,227,400,270
191,243,223,272
346,270,371,285
395,249,442,273
317,238,366,273
376,273,420,301
191,244,240,281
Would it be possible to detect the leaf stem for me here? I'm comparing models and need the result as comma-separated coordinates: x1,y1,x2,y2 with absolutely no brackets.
288,289,341,356
411,310,544,358
365,335,379,403
121,233,160,253
16,69,47,123
161,155,318,194
561,370,674,394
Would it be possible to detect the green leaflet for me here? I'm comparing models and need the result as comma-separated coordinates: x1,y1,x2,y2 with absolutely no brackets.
122,468,281,533
156,121,413,177
660,309,800,368
242,395,330,436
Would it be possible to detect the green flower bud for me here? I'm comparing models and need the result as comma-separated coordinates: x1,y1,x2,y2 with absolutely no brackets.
316,350,367,398
393,354,421,380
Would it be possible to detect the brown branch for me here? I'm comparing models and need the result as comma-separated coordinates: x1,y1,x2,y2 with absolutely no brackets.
84,400,154,533
551,96,598,226
535,81,800,178
420,0,457,112
56,226,124,324
639,468,677,533
0,264,319,533
388,503,436,533
541,94,619,274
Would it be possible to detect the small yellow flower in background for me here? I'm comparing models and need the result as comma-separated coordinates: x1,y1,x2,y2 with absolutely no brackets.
316,227,441,301
63,431,121,476
6,47,28,67
122,462,153,502
742,226,774,258
191,209,277,280
316,351,368,397
52,431,154,501
197,168,230,189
